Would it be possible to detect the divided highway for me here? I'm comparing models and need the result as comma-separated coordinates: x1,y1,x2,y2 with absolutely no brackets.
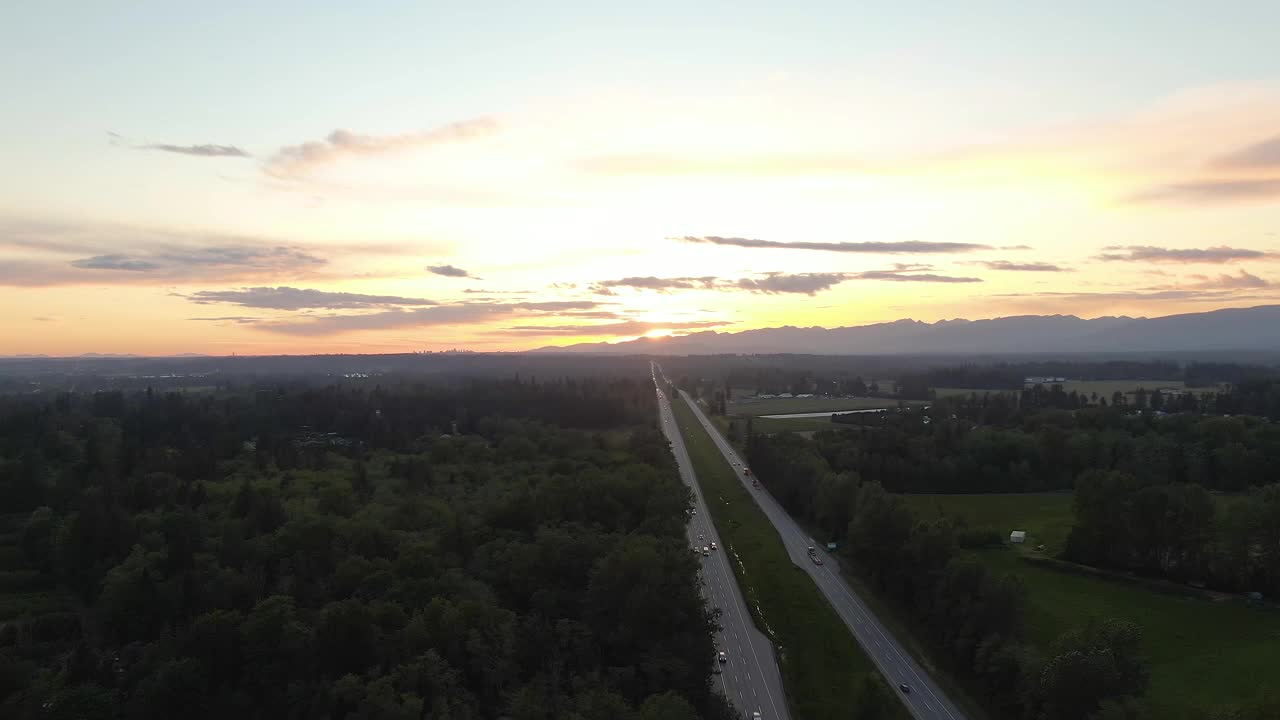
655,374,789,720
667,375,968,720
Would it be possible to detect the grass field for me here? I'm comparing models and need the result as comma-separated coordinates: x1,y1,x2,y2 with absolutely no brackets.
729,396,924,416
903,492,1075,554
732,415,842,434
899,494,1280,717
979,549,1280,718
672,398,907,720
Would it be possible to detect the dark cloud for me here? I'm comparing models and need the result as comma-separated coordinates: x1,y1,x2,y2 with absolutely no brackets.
187,287,439,311
70,255,161,272
141,143,251,158
1130,179,1280,204
265,118,499,179
972,260,1069,272
1213,134,1280,169
734,273,851,295
1095,245,1275,264
590,269,982,297
851,271,982,283
500,320,727,336
504,301,601,312
597,276,719,291
1187,270,1270,290
677,235,991,253
427,264,478,279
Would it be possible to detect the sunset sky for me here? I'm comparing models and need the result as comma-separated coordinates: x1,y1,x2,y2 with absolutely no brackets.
3,1,1279,355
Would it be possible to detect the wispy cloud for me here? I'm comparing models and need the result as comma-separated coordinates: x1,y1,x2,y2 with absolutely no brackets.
500,319,727,336
110,132,251,158
264,118,499,179
427,264,479,279
1130,179,1280,204
971,260,1069,272
1185,270,1270,290
70,255,162,272
245,300,602,336
734,273,852,294
850,271,982,283
1095,245,1276,264
187,286,439,310
1213,134,1280,169
141,143,250,158
677,235,991,254
0,218,332,286
597,276,720,291
590,269,981,297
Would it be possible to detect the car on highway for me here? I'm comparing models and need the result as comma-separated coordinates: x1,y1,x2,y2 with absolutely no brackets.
899,683,911,694
717,651,727,663
752,713,761,720
710,541,717,550
702,547,710,556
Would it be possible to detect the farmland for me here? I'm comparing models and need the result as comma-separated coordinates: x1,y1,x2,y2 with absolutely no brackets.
900,492,1280,718
728,395,925,416
980,548,1280,719
903,492,1075,554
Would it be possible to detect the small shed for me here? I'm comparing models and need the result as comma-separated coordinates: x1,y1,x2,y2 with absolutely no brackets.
1009,530,1027,544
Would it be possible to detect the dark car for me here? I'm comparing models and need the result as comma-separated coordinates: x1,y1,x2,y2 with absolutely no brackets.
899,683,911,694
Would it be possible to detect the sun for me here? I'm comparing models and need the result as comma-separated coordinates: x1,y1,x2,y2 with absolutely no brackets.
645,329,673,339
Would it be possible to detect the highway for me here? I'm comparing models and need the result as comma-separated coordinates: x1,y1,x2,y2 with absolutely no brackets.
654,370,790,720
663,372,967,720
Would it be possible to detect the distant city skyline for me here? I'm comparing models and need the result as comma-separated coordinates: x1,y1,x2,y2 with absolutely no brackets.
2,1,1279,354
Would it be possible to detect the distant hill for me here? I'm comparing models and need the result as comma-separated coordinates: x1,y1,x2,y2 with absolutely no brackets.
533,304,1280,355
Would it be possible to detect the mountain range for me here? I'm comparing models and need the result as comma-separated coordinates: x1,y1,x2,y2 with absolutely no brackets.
534,304,1280,355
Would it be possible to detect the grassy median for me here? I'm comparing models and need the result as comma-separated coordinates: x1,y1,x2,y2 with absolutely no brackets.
672,397,907,720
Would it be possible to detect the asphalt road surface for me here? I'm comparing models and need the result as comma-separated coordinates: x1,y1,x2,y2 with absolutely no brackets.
671,380,968,720
654,373,789,720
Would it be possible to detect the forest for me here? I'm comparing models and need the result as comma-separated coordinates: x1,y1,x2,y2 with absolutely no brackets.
0,378,736,720
739,380,1280,719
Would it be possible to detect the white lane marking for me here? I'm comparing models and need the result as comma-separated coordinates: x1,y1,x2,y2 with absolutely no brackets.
661,383,787,720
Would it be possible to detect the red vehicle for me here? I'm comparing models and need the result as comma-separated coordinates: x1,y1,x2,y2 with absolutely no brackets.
743,468,752,476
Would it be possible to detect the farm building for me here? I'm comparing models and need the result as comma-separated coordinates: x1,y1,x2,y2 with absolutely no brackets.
1009,530,1027,544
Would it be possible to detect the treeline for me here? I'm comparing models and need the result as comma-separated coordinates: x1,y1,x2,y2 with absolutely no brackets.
820,402,1280,493
741,433,1150,719
0,381,734,720
1065,472,1280,596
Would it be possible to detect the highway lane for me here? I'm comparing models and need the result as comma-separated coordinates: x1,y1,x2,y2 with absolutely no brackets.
670,381,968,720
654,369,789,720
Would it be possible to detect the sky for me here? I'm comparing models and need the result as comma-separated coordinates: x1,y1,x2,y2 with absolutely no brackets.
2,1,1279,356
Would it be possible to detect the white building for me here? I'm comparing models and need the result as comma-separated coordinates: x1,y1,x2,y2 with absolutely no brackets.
1009,530,1027,544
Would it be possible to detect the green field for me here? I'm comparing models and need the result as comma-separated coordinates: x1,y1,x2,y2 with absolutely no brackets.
732,415,842,434
980,549,1280,718
900,494,1280,717
729,396,923,416
903,492,1075,554
672,397,907,720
